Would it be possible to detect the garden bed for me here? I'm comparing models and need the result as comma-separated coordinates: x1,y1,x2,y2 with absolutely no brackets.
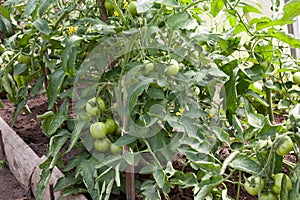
0,94,87,200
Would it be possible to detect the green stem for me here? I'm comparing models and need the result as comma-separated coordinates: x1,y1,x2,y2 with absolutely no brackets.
225,0,253,36
148,5,166,26
183,0,204,11
264,78,275,123
236,171,241,200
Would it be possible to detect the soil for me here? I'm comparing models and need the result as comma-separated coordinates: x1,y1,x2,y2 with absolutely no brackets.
0,94,297,200
0,94,49,200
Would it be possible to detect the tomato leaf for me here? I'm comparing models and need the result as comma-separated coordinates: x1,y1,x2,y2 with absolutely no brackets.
47,68,66,109
282,0,300,21
62,35,83,76
141,180,161,200
0,5,10,19
76,157,99,200
153,169,166,189
54,175,81,192
136,0,154,13
242,4,262,14
289,164,300,199
167,11,197,30
41,112,67,137
33,18,51,35
210,0,225,17
269,29,300,49
36,168,53,200
229,155,262,175
115,134,137,146
24,0,39,16
221,60,239,124
39,0,56,16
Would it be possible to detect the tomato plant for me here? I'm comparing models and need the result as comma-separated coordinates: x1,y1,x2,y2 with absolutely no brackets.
1,0,300,200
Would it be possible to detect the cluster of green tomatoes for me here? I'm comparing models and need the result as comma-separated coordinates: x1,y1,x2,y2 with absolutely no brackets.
80,97,123,154
244,135,294,199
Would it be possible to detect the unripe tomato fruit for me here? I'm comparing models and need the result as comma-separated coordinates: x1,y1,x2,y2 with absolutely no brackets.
259,192,278,200
244,176,265,196
128,1,137,16
275,135,293,156
143,60,154,74
78,112,92,122
293,72,300,84
94,138,110,152
166,59,179,76
85,97,106,116
110,143,123,154
114,127,122,137
105,118,117,135
104,0,114,11
271,173,292,194
18,54,31,64
203,3,209,11
90,122,107,139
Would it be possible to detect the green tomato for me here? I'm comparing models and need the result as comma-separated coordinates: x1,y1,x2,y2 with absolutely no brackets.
90,122,107,139
275,135,293,156
104,0,114,11
271,173,292,194
105,118,117,135
293,72,300,84
203,3,210,11
85,97,106,116
166,59,180,76
143,60,154,75
193,86,200,96
114,127,122,137
78,112,92,122
94,138,110,152
110,143,123,154
128,1,137,16
17,54,31,64
244,176,265,196
259,192,278,200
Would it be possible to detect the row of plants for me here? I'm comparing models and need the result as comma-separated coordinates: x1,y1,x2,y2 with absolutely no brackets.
1,0,300,199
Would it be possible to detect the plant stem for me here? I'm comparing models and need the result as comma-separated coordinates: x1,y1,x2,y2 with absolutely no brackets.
121,75,135,200
97,0,108,22
236,171,241,200
264,78,275,123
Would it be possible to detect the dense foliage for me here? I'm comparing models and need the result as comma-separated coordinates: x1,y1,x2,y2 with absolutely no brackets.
1,0,300,199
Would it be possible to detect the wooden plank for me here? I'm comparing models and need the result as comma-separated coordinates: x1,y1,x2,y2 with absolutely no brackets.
0,117,87,200
0,117,40,192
